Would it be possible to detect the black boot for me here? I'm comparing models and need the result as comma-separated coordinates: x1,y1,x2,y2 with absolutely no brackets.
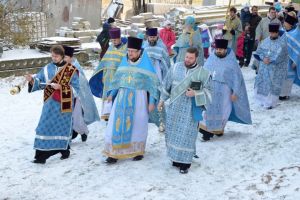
33,149,59,164
199,128,214,141
60,145,70,160
179,168,189,174
279,96,289,101
216,133,224,137
60,149,70,160
172,161,180,168
179,163,191,174
72,130,78,139
32,159,46,164
105,157,118,164
81,133,88,142
132,155,144,161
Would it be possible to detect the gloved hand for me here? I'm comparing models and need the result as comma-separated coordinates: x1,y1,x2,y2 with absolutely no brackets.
222,29,227,35
230,29,235,35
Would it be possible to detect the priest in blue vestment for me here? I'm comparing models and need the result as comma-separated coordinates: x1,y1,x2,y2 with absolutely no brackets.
25,45,80,164
103,37,160,164
200,39,252,141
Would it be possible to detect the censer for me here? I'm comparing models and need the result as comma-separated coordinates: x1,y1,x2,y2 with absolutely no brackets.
10,85,21,95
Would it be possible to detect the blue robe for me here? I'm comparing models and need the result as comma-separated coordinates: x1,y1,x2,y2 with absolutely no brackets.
29,62,80,150
107,51,159,149
89,43,127,120
279,26,298,96
143,40,170,127
143,40,170,80
286,26,300,86
161,62,211,164
254,36,288,96
89,43,127,99
72,59,99,125
202,49,252,132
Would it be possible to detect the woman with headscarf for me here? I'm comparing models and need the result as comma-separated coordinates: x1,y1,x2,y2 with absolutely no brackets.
173,16,204,66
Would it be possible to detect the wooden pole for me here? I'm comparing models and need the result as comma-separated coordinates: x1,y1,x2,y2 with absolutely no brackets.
225,0,232,19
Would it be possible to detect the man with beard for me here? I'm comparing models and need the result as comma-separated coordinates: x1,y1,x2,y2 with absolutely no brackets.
144,27,170,82
158,47,211,174
103,37,160,164
254,23,288,109
25,45,80,164
143,28,171,130
279,12,299,100
199,39,252,141
89,27,127,121
253,7,282,72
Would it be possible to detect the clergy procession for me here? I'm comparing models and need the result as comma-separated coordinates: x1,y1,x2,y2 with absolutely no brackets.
24,2,300,175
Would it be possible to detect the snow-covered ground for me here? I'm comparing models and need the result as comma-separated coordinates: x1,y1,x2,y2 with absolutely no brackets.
0,49,50,61
0,67,299,200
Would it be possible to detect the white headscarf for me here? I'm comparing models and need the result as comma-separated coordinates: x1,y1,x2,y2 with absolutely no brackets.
163,20,172,27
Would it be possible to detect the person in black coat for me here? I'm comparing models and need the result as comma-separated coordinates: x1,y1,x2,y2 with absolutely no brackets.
245,6,262,67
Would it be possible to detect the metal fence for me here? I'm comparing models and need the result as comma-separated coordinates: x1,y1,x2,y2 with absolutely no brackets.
8,12,48,43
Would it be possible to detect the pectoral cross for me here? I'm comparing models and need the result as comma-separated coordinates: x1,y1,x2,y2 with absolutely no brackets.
127,75,133,83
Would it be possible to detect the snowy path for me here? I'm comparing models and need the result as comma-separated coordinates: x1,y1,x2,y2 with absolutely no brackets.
0,67,299,200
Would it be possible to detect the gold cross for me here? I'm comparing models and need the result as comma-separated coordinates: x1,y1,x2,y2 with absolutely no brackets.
127,75,133,83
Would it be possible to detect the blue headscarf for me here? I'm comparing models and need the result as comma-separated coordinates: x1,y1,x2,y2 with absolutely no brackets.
185,16,197,31
274,2,282,12
185,16,195,26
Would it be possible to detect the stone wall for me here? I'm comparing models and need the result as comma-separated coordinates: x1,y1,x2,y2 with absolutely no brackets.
13,0,102,36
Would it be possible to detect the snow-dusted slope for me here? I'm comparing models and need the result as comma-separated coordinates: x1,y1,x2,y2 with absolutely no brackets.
0,67,299,200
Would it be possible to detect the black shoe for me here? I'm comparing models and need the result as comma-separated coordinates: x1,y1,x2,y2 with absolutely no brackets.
216,133,224,137
105,157,118,164
279,96,289,101
172,162,180,168
201,136,211,142
60,150,70,160
81,133,88,142
193,155,199,159
132,155,144,161
72,130,78,139
32,159,46,164
179,168,189,174
266,106,273,110
200,128,214,141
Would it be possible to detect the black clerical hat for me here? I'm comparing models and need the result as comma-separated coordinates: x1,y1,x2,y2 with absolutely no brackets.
215,39,228,49
127,37,143,50
285,14,298,26
63,46,74,57
269,23,280,32
146,28,158,36
109,28,121,39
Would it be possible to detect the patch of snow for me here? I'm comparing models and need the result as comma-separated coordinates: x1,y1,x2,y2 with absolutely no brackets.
0,67,299,200
0,49,50,61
